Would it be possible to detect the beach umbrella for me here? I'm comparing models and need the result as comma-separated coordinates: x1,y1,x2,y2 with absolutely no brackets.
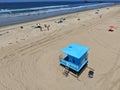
109,25,115,29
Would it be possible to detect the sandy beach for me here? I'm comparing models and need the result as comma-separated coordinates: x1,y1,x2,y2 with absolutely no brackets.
0,5,120,90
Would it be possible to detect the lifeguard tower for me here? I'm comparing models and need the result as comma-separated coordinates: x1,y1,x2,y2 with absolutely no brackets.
60,43,90,73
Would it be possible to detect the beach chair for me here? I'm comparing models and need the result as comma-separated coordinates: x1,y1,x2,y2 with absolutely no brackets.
88,70,94,78
58,19,63,23
63,67,69,77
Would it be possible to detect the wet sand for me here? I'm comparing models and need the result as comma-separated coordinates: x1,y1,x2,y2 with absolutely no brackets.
0,5,120,90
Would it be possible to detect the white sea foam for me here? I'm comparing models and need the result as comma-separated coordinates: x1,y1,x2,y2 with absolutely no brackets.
0,5,69,13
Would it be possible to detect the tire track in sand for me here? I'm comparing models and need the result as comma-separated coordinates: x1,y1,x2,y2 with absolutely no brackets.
97,49,120,90
16,29,73,56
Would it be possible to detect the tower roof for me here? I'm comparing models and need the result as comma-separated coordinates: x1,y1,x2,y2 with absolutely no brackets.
61,43,90,59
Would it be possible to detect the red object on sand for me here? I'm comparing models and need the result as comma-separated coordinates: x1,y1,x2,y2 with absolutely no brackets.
109,25,115,29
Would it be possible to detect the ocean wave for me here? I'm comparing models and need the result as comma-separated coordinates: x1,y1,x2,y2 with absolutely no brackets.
0,5,69,13
0,2,115,26
42,3,114,13
0,3,114,18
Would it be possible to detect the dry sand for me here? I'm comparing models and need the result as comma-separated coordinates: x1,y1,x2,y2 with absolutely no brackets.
0,5,120,90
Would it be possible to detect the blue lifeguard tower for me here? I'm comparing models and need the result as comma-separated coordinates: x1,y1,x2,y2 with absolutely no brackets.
60,43,90,72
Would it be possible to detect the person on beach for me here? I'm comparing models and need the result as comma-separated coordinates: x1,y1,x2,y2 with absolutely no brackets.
44,24,47,30
100,14,102,18
39,26,42,31
44,24,50,31
47,25,50,31
99,11,102,19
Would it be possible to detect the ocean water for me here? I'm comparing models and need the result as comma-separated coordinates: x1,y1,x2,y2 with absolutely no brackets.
0,1,116,26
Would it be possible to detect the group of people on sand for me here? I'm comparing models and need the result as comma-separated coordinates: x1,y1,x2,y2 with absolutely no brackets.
34,17,66,31
95,9,102,19
35,23,50,31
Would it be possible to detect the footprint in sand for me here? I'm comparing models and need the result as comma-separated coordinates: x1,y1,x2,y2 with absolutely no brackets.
8,42,12,44
16,41,19,43
21,39,25,40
